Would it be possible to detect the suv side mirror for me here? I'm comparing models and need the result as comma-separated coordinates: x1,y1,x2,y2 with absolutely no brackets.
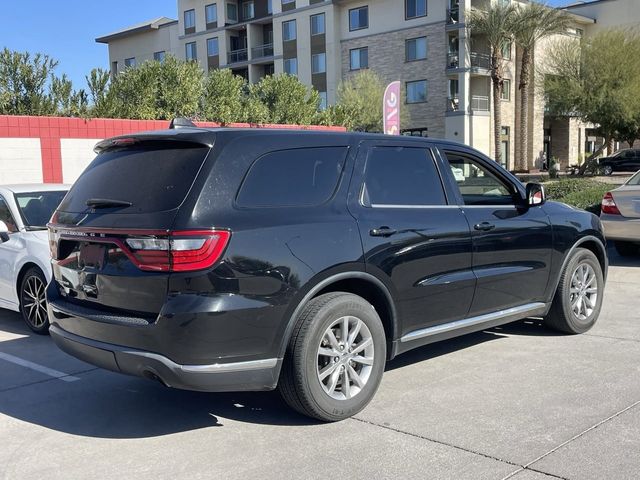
0,221,9,243
526,183,546,207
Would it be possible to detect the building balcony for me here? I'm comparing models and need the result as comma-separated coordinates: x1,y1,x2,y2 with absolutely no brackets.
447,6,460,25
228,48,248,64
447,52,460,69
470,95,489,112
447,96,460,112
251,43,274,60
470,52,491,70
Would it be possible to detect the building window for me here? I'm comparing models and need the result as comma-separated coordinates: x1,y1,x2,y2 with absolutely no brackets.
242,1,255,20
349,6,368,31
207,38,219,56
111,61,118,76
124,57,136,68
284,58,298,75
268,0,273,14
311,13,325,36
282,20,296,41
502,41,511,60
227,3,238,21
406,37,427,61
406,0,427,19
205,4,217,25
282,0,295,4
153,51,166,62
185,42,197,61
501,79,511,100
349,47,368,70
184,9,196,33
406,80,427,103
312,53,326,74
319,91,328,110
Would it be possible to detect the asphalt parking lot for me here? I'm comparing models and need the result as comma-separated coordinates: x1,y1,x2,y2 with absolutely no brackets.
0,248,638,480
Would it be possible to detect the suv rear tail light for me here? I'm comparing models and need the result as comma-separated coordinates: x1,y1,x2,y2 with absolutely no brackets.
125,230,231,272
601,192,620,215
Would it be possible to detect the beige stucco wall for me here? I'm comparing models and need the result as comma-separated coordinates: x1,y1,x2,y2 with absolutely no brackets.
566,0,640,34
107,23,179,71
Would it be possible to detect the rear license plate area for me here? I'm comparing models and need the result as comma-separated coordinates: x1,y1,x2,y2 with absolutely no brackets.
78,243,107,270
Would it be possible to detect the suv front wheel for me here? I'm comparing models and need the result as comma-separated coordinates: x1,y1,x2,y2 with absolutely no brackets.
279,292,386,422
544,248,604,334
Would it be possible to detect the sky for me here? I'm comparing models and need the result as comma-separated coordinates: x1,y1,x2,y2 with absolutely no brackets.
0,0,576,92
0,0,176,90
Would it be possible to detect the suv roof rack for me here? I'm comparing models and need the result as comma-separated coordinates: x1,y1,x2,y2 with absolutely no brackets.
169,117,197,129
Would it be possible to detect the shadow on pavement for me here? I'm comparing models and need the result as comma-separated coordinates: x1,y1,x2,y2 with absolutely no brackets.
607,248,640,268
0,312,566,438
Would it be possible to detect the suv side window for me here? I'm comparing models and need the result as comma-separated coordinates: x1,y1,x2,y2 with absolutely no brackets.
0,197,18,232
362,146,446,207
236,147,348,207
444,151,518,206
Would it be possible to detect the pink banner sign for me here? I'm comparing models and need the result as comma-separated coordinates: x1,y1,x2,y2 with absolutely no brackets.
383,81,401,135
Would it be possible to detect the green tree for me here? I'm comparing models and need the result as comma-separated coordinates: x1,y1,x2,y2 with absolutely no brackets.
201,68,246,123
545,29,640,173
86,68,111,117
104,55,203,119
467,2,518,165
0,48,58,115
513,2,568,170
334,70,384,132
249,74,320,125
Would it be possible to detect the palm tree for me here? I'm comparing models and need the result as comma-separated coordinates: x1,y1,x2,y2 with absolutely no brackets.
513,2,568,171
467,2,518,166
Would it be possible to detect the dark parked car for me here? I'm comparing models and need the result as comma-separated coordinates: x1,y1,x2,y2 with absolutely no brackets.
599,148,640,175
47,127,608,421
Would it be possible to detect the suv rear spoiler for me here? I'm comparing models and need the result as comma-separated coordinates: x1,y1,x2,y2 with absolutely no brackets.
94,130,215,153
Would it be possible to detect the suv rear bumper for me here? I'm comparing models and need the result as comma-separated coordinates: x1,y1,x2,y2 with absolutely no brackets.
49,324,281,392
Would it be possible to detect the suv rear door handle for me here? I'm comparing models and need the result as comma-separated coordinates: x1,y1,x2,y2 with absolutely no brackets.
370,226,398,237
474,222,495,232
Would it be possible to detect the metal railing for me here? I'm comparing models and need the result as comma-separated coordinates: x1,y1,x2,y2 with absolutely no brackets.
446,52,459,69
251,43,274,59
447,96,460,112
470,52,491,70
447,6,460,24
228,48,248,64
470,95,489,111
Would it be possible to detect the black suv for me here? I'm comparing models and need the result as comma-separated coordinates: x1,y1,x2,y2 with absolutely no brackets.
599,149,640,175
47,128,608,421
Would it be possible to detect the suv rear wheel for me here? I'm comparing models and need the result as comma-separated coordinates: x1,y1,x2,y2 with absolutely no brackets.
544,248,604,334
19,267,50,335
279,292,386,422
603,165,613,176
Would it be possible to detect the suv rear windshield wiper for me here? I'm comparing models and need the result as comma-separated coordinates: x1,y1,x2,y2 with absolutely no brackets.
86,198,133,209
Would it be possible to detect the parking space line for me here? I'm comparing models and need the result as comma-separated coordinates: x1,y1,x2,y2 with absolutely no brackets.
0,352,80,382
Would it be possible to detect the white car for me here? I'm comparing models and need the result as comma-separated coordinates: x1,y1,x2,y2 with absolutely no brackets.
0,184,69,333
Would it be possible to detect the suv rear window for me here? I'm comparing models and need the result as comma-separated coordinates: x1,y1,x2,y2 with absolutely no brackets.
58,143,209,214
236,147,348,207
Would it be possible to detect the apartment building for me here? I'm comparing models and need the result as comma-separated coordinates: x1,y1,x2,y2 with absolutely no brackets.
96,0,634,170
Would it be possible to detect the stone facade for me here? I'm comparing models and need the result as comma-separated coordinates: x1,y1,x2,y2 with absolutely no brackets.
341,22,448,139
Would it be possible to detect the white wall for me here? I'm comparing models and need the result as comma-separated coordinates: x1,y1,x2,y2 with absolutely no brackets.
0,139,43,184
61,139,102,184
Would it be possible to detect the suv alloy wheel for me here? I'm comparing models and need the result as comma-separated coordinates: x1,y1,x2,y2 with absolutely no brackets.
279,292,386,422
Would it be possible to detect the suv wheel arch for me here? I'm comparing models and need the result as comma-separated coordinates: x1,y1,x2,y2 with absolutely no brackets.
276,272,399,364
548,235,607,304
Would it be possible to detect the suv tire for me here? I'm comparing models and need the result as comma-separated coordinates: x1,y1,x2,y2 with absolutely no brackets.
279,292,386,422
614,241,638,257
603,165,613,176
544,248,604,334
19,267,50,335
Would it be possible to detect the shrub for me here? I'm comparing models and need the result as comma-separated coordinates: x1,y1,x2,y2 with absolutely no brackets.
544,178,610,214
